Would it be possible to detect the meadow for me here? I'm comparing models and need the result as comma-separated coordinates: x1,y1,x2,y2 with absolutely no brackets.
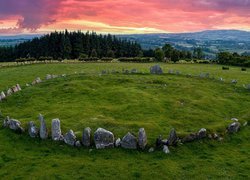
0,62,249,179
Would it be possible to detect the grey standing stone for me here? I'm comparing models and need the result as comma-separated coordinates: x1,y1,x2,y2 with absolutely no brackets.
12,85,18,93
82,127,91,147
52,118,63,141
197,128,207,139
94,128,114,149
28,121,38,138
150,65,163,74
227,122,241,133
7,88,13,96
0,91,6,100
75,140,81,147
16,84,21,91
148,147,154,153
38,114,48,139
231,79,237,84
121,132,137,149
46,74,52,80
168,128,178,146
138,128,147,149
64,130,76,146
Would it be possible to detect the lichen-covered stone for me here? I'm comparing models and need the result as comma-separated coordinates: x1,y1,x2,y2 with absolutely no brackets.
28,121,38,138
138,128,147,149
64,130,76,146
51,118,63,141
94,128,114,149
168,128,178,146
82,127,91,147
121,132,137,149
38,114,48,139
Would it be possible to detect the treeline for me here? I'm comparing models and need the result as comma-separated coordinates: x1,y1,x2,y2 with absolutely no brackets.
0,30,142,62
143,44,202,62
217,52,250,67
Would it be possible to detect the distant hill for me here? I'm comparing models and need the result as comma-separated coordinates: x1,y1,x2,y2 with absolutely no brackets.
118,30,250,59
1,30,250,59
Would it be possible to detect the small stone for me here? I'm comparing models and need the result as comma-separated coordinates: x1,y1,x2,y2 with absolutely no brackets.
138,128,147,149
46,74,52,80
148,147,154,153
89,149,93,153
231,79,237,84
82,127,91,147
168,128,178,146
52,118,63,141
28,121,38,138
163,145,170,154
75,140,81,147
150,65,163,74
94,128,114,149
231,118,238,122
213,133,219,139
182,133,197,143
218,137,223,141
12,85,19,93
64,130,77,146
121,132,137,149
38,114,48,139
227,122,241,133
243,122,248,126
131,69,138,74
197,128,207,139
115,138,121,147
168,69,174,74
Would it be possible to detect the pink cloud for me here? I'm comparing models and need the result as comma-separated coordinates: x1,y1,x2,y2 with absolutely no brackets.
0,0,250,34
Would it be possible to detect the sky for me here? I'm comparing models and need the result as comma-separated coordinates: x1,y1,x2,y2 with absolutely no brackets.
0,0,250,35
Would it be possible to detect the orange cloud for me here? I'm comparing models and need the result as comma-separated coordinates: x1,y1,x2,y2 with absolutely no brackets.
0,0,250,34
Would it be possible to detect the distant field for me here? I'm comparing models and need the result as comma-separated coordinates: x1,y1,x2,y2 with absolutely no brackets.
0,63,249,179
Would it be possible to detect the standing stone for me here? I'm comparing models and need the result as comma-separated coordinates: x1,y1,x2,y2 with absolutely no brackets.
28,121,38,138
82,127,91,147
168,128,178,146
7,88,13,96
231,79,237,84
163,145,170,154
12,86,18,93
1,91,6,100
121,132,137,149
64,130,76,146
168,69,174,74
131,69,138,74
94,128,114,149
150,65,163,74
156,135,163,148
16,84,21,91
75,140,81,147
4,116,24,133
227,122,241,133
138,128,147,149
51,118,63,141
197,128,207,139
38,114,48,139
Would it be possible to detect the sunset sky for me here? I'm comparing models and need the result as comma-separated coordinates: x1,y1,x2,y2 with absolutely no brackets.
0,0,250,35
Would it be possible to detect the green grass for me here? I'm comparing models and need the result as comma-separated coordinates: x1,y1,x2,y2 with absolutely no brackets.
0,63,249,179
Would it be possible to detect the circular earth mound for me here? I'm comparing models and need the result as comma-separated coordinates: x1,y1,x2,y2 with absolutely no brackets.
0,73,249,143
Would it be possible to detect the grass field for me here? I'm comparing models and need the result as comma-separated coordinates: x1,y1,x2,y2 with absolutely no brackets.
0,63,249,179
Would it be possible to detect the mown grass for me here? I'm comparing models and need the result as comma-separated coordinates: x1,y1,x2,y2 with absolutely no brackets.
0,63,249,179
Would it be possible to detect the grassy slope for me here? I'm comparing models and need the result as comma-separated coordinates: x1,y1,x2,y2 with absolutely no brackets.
0,63,249,179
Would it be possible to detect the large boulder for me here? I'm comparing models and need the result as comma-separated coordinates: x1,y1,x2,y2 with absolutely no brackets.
138,128,147,149
64,130,77,146
150,65,163,74
3,116,24,133
82,127,91,147
38,114,48,139
28,121,39,138
121,132,137,149
227,122,241,133
168,128,178,146
94,128,114,149
51,118,63,141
